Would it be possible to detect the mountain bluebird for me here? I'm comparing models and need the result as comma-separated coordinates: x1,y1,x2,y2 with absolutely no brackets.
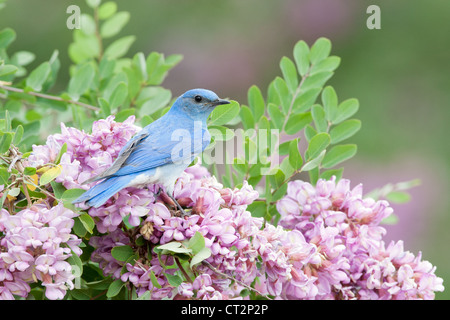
73,88,230,214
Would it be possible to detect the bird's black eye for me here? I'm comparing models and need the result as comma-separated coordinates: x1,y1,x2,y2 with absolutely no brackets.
194,95,203,103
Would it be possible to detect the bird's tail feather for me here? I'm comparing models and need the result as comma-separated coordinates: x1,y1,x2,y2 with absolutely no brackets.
72,175,133,208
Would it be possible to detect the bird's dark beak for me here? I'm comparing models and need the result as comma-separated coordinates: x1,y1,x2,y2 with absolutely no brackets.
212,99,231,106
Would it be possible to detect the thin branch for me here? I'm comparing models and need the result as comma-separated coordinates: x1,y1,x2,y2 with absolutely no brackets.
202,260,273,300
0,84,100,111
175,257,193,283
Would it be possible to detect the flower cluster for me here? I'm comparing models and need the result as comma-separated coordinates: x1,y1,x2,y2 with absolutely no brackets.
8,115,441,300
275,177,444,299
28,115,140,190
0,204,81,300
90,164,263,300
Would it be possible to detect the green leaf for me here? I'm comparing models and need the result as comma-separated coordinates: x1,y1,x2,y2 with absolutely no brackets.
311,56,341,75
26,62,51,91
284,112,312,135
86,0,101,8
157,242,192,254
86,278,114,291
280,56,298,93
139,87,172,115
0,132,12,154
68,31,100,63
106,279,125,298
23,167,36,176
67,251,83,278
301,149,326,172
115,108,135,122
187,231,206,255
0,64,18,77
239,105,255,130
165,273,183,287
50,181,65,199
293,40,310,77
292,88,321,113
306,132,330,160
301,71,333,91
311,104,327,132
25,110,42,122
39,165,62,185
68,63,95,100
274,77,291,113
79,213,95,234
99,57,116,80
247,201,267,218
190,246,212,268
144,53,181,85
8,187,20,197
99,98,111,117
304,124,317,142
149,270,162,289
209,125,234,141
80,13,96,36
104,35,136,59
320,168,344,181
209,100,240,126
334,98,359,124
267,103,284,129
100,11,130,38
247,85,265,122
289,138,303,170
381,214,399,225
55,142,67,165
0,28,16,49
165,54,183,68
269,168,285,189
98,1,117,20
0,167,10,185
61,188,86,202
386,191,411,204
111,245,135,262
322,86,338,122
329,119,361,144
322,144,357,168
11,51,35,67
132,52,148,82
109,82,128,109
309,37,331,65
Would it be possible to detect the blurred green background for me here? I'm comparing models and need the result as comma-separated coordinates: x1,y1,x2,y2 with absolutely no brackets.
1,0,449,298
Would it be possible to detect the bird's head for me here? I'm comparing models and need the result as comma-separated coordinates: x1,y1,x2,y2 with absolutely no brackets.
169,88,230,122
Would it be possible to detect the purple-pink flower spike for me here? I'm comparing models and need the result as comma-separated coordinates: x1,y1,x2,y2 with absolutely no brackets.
2,115,441,300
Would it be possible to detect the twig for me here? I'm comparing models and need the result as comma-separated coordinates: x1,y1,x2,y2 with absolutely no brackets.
0,84,100,111
175,257,193,283
202,260,273,300
21,182,32,208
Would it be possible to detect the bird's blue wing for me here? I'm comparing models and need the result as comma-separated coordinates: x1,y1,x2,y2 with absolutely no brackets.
86,119,211,181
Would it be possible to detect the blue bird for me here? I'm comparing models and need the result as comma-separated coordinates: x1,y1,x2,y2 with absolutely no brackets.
73,88,230,212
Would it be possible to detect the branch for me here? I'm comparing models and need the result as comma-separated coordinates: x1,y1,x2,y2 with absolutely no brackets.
202,260,272,300
0,84,100,111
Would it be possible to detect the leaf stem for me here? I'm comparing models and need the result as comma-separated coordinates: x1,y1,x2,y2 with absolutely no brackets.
0,84,100,111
